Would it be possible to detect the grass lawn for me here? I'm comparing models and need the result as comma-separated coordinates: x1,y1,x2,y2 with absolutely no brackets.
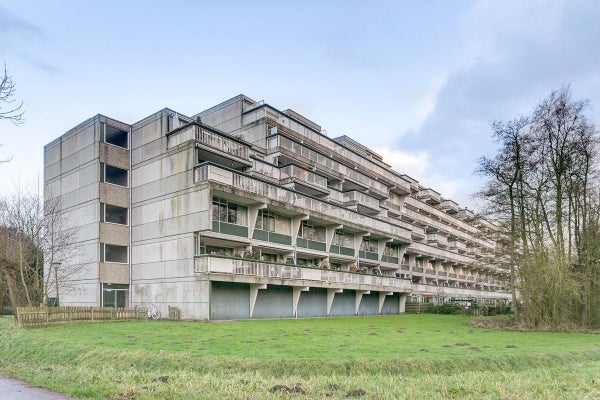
0,314,598,399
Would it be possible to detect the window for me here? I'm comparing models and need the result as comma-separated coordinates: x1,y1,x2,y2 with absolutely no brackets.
298,220,325,242
102,284,129,308
384,243,398,257
212,197,247,226
101,123,128,149
101,243,128,263
360,237,378,253
255,209,290,234
100,163,128,187
101,203,128,225
333,229,353,247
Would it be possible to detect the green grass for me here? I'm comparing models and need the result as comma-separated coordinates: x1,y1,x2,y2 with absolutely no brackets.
0,314,599,399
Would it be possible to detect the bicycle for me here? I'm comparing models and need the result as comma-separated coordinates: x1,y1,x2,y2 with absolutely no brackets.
147,304,161,320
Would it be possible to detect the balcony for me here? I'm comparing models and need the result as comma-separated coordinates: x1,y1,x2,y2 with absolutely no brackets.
329,245,355,257
279,164,330,196
169,124,251,169
267,135,389,198
296,237,327,252
427,233,448,248
381,199,403,217
448,240,467,252
194,255,412,292
440,200,460,214
417,189,442,205
458,208,476,221
194,163,412,242
403,197,495,249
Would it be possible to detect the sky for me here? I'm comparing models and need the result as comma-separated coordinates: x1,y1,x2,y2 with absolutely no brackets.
1,0,599,209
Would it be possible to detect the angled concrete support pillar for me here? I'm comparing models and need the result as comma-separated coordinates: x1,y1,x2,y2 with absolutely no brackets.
399,293,408,313
292,286,309,317
291,214,309,245
248,203,267,239
377,238,392,261
327,288,343,316
326,224,343,251
378,291,393,314
355,290,370,315
249,284,267,318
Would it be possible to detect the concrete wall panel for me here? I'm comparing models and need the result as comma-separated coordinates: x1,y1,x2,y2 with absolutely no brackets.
210,281,250,320
253,285,293,319
99,183,129,207
99,262,129,284
297,288,327,317
358,292,379,316
99,142,129,170
100,222,128,245
330,290,356,316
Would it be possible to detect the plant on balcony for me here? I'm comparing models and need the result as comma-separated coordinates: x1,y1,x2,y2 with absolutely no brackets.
242,249,260,261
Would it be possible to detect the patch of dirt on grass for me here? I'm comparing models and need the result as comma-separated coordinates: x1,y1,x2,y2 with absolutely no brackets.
505,344,518,348
455,342,470,346
346,389,366,397
152,375,169,383
269,384,306,394
441,344,452,348
368,332,377,336
419,348,429,352
468,347,481,352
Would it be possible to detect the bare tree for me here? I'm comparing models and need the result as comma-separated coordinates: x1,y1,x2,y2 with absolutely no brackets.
0,181,82,310
476,86,600,329
0,63,24,124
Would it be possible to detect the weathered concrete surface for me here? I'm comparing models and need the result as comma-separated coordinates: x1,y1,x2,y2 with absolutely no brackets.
0,375,78,400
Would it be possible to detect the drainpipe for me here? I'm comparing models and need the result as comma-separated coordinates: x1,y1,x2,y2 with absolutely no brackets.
128,126,133,307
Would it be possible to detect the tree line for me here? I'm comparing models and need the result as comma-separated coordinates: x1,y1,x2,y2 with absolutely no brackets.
477,86,600,329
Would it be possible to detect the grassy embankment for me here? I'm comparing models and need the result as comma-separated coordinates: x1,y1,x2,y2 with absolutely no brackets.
0,314,598,399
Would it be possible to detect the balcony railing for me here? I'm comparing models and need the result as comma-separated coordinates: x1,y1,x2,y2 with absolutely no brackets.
341,190,381,210
280,165,328,189
268,135,389,196
194,163,412,242
168,124,250,160
197,128,249,159
403,200,494,249
259,109,413,188
194,255,412,291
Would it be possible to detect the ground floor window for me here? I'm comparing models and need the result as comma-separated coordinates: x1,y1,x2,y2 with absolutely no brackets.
102,283,129,308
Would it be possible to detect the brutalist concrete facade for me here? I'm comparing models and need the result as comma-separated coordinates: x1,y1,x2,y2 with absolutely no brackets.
44,95,510,320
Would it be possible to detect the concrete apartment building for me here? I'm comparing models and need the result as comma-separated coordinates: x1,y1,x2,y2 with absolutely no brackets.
43,95,510,320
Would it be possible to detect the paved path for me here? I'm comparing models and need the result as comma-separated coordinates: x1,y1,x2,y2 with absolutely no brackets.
0,375,78,400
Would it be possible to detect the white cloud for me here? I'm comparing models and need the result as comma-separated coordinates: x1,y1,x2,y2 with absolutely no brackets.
374,147,428,181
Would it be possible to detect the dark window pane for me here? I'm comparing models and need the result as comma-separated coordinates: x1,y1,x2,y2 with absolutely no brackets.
105,125,128,148
105,165,128,187
104,244,128,263
104,204,128,225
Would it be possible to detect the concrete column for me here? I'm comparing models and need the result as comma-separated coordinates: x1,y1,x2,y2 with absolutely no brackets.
377,238,392,261
378,291,393,314
326,224,343,252
249,283,267,318
291,214,309,245
327,288,343,316
353,232,369,253
292,286,309,317
399,293,408,313
398,244,409,263
247,203,267,239
408,253,417,273
355,290,370,315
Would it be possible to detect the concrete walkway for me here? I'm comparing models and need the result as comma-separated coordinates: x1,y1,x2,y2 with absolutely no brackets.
0,375,78,400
